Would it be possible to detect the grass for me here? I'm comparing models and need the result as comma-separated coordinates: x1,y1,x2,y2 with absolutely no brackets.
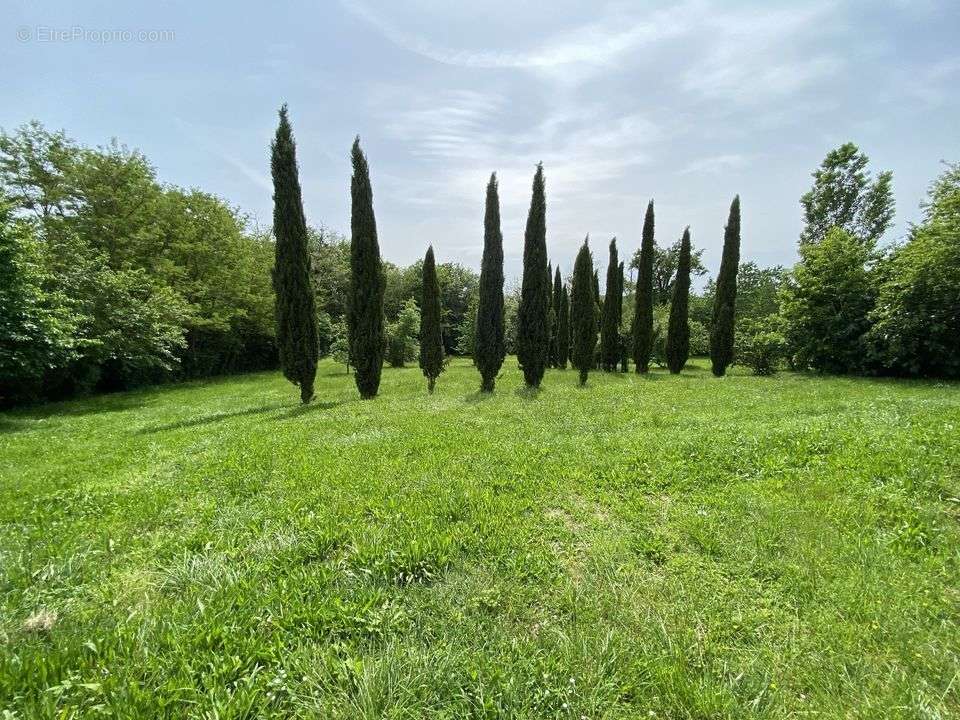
1,358,959,718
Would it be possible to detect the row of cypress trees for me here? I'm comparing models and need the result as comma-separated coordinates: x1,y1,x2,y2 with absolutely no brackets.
271,105,742,402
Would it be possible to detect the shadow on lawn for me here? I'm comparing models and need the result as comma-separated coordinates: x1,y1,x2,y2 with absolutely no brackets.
1,393,148,435
275,399,351,419
139,402,289,433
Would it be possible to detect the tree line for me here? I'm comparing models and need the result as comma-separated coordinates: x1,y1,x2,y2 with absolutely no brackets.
2,110,958,406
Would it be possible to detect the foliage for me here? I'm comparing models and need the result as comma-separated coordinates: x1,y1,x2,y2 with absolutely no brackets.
665,228,692,374
710,195,741,377
386,298,420,369
736,317,787,376
557,285,570,369
475,173,506,391
271,105,318,403
867,163,960,378
517,164,550,388
781,228,874,374
630,228,707,306
348,137,385,398
570,238,597,385
0,120,276,403
550,265,563,367
419,247,444,391
632,200,656,373
800,142,894,247
330,319,351,371
600,238,621,371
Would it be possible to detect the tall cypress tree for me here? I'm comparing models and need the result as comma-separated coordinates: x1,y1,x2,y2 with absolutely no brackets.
419,245,444,393
475,173,506,392
571,238,597,386
711,195,741,377
517,163,550,388
271,104,318,404
632,200,655,373
348,137,385,399
666,227,692,374
557,284,570,370
546,261,554,367
618,261,628,372
600,238,620,371
550,265,563,366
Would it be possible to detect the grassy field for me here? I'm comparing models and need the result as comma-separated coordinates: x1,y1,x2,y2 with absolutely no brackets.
1,358,959,719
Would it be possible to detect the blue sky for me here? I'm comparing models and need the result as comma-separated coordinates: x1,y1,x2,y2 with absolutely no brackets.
4,0,958,282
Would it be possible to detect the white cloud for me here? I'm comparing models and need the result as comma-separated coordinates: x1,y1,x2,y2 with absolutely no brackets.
679,154,748,176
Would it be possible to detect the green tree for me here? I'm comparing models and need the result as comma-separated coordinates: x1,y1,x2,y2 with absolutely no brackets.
557,284,570,370
517,164,550,388
867,163,960,378
0,199,77,402
618,261,628,372
632,200,655,373
710,195,741,377
800,142,894,247
781,228,874,373
270,105,318,404
385,298,419,368
600,238,621,371
570,238,597,386
419,246,444,392
550,265,563,367
475,173,506,391
348,137,385,399
666,228,692,374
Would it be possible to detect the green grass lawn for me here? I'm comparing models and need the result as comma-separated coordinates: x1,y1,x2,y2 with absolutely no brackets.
2,358,959,718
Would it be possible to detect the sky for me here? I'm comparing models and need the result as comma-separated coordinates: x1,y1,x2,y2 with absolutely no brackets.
3,0,959,283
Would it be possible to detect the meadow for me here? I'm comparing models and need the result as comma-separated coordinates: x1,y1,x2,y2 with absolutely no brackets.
1,359,959,718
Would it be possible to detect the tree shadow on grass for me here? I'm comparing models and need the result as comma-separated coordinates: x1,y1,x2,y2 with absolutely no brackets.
275,399,353,420
513,385,542,400
463,390,494,404
1,393,147,435
139,402,288,434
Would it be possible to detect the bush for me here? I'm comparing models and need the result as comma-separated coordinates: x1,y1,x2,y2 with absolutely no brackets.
385,299,420,368
736,318,787,376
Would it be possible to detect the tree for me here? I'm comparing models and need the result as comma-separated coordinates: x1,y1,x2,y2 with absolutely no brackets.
618,261,628,372
632,237,707,306
385,298,420,368
419,246,444,392
781,228,874,373
550,265,563,367
867,162,960,378
632,200,655,373
270,105,318,404
600,238,621,371
710,195,741,377
348,137,385,399
570,238,597,385
0,198,77,402
666,228,692,374
557,285,570,370
517,163,550,388
800,142,894,247
475,173,506,392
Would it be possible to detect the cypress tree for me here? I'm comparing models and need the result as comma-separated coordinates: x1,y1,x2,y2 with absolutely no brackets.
551,265,563,366
571,238,597,386
475,173,505,392
618,261,628,372
419,245,444,393
665,227,692,374
710,195,741,377
348,137,385,399
557,284,570,370
546,261,554,366
592,269,602,368
517,163,550,388
270,104,318,404
632,200,655,373
600,238,621,371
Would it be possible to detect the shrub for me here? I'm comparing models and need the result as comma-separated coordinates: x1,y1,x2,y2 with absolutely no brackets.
385,299,420,368
736,318,787,376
